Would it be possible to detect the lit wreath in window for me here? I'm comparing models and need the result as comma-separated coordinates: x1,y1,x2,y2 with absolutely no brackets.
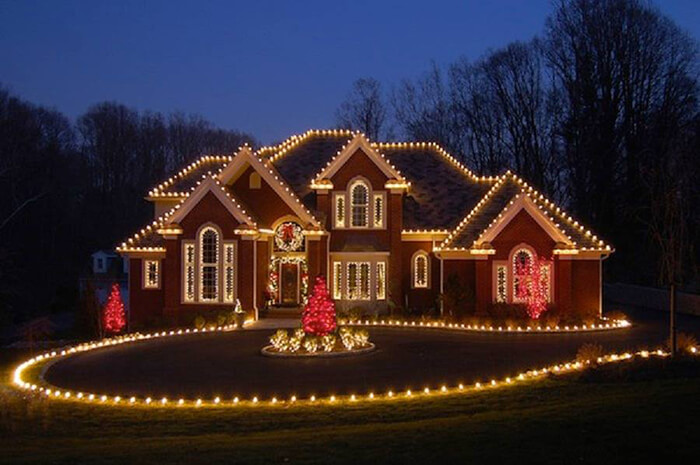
274,222,304,252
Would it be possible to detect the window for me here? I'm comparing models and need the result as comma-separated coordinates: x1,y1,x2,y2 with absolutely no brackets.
540,263,551,303
223,243,235,303
249,172,261,189
512,248,534,302
183,242,196,302
376,262,386,300
143,260,160,289
333,262,343,300
199,227,220,302
350,181,369,227
413,252,429,288
347,262,371,300
496,265,507,303
334,194,345,228
373,194,384,228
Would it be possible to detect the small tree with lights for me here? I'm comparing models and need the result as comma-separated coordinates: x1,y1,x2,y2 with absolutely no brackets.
301,276,337,336
515,257,548,320
102,283,126,334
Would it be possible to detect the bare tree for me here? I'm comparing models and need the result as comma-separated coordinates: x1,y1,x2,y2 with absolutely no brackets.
336,78,389,140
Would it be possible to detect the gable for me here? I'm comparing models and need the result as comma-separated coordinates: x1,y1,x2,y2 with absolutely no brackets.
490,209,558,259
314,134,405,185
229,165,297,228
178,190,245,239
330,148,390,190
219,146,320,228
166,177,256,229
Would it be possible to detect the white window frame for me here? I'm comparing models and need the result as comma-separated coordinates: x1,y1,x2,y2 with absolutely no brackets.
333,261,343,300
349,179,370,228
333,193,346,228
183,241,196,302
492,262,508,303
223,242,236,303
376,261,386,300
511,247,535,303
143,259,160,289
372,193,386,228
412,251,430,289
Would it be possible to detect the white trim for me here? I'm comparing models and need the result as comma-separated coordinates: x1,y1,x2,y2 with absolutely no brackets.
166,177,255,227
198,224,221,303
349,177,370,228
142,259,160,289
492,261,508,303
182,241,196,302
411,250,430,289
477,195,572,246
218,146,320,228
314,134,405,182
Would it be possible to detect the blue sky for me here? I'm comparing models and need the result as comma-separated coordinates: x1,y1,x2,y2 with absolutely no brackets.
1,0,698,143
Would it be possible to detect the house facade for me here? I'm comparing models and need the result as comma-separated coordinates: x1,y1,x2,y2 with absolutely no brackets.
118,130,612,327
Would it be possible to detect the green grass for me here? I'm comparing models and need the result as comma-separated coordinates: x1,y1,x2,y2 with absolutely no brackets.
1,349,699,464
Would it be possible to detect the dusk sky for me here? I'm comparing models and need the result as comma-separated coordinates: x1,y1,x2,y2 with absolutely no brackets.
2,0,699,144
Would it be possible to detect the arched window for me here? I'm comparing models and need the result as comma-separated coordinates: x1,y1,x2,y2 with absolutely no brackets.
199,226,220,301
512,248,534,303
350,180,369,227
249,172,261,189
412,251,429,288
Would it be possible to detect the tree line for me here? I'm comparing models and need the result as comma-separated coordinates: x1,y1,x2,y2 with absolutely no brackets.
336,0,699,292
0,93,254,330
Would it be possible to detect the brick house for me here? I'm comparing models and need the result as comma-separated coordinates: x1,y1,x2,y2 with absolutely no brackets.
118,130,612,327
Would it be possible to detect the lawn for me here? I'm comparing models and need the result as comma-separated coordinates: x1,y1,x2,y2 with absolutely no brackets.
2,349,699,464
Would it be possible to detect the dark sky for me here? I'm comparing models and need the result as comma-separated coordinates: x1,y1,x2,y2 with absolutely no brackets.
1,0,698,144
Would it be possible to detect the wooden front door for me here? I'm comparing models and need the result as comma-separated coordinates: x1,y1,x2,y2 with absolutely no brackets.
280,263,299,306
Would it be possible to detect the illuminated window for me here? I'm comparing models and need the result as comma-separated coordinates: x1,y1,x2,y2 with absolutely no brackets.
249,172,261,189
373,194,384,228
350,181,369,227
333,262,343,300
334,194,345,228
223,243,235,303
512,248,534,303
496,265,507,303
183,242,195,302
376,262,386,300
412,252,429,288
347,262,371,300
199,226,219,301
540,263,551,303
143,260,159,289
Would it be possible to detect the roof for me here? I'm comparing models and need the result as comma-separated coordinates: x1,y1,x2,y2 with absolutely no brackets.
440,173,611,252
269,131,354,210
378,144,494,230
119,130,611,255
148,155,232,197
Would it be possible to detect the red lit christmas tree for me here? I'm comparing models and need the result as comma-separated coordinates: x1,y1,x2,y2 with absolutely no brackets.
515,257,548,319
103,283,126,334
301,276,337,336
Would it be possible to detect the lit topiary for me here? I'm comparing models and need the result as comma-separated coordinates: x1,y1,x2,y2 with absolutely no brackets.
321,334,336,352
269,329,289,350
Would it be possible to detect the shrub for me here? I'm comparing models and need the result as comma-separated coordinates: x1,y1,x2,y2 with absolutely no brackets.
193,315,206,330
287,329,305,352
348,307,364,321
303,335,319,353
225,310,236,326
216,312,228,327
606,310,628,322
668,332,698,354
353,328,369,347
321,334,336,352
269,329,289,350
339,327,355,350
576,343,605,364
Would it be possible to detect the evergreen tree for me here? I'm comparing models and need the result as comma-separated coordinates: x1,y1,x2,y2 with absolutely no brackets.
301,276,336,336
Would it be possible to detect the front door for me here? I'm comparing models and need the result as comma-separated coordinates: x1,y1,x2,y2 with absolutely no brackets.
280,263,299,306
